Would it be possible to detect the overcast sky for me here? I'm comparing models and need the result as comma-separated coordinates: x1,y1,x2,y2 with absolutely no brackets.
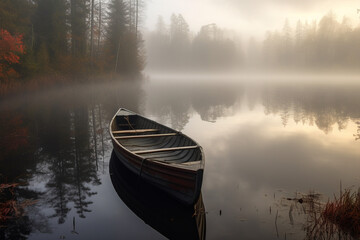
145,0,359,39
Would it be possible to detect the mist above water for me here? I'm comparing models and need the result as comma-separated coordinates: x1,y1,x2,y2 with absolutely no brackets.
1,76,360,239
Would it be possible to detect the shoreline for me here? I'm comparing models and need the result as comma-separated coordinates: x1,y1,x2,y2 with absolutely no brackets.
0,72,144,98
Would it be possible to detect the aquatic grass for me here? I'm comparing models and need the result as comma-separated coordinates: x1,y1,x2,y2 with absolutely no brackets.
304,188,360,240
321,189,360,237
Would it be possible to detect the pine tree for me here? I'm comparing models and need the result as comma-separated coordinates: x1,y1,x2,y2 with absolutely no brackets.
70,0,88,57
33,0,68,70
105,0,128,73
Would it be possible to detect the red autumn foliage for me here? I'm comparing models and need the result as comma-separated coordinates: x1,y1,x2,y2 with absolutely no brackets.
0,112,29,160
0,29,25,80
0,182,37,224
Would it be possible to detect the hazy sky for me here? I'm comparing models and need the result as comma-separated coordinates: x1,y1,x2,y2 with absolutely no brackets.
145,0,359,39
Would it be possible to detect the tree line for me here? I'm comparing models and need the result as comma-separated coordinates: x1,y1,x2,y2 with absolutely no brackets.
0,0,144,81
147,12,360,72
146,14,241,71
260,12,360,70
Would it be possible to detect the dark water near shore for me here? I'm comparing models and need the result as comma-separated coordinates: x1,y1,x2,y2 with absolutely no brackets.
1,77,360,239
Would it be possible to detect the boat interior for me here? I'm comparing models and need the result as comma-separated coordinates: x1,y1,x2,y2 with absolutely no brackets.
111,112,202,164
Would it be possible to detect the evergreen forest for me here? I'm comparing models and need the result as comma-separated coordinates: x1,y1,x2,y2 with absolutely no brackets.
0,0,144,82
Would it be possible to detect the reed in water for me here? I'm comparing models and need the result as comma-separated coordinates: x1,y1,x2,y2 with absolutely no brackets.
305,187,360,240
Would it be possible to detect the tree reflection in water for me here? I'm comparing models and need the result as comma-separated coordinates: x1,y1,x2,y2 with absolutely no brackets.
146,81,360,136
0,80,143,238
355,121,360,141
261,84,360,134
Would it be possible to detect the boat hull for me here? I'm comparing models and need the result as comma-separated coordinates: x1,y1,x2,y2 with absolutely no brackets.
112,138,203,205
110,108,204,205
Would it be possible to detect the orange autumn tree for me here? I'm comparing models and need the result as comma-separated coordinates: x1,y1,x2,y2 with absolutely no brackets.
0,29,25,81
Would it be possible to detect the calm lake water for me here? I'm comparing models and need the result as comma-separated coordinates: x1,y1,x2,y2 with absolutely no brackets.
1,77,360,239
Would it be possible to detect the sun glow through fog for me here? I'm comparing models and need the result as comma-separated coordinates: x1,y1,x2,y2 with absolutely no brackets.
146,0,359,39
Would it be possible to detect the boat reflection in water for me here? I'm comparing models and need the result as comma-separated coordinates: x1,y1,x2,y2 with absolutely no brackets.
109,151,206,240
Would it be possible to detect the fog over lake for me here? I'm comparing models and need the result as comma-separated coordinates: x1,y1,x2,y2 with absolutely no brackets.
1,76,359,239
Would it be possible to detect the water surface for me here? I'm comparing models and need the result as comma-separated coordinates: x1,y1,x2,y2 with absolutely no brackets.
1,78,359,239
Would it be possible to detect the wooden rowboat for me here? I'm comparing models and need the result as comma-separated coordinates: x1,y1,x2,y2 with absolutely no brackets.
110,108,205,205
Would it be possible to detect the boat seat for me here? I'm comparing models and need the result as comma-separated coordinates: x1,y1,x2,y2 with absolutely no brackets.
115,133,177,139
133,146,198,154
112,129,159,134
